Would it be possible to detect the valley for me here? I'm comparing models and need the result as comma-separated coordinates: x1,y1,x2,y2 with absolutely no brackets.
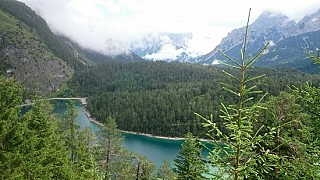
1,0,320,179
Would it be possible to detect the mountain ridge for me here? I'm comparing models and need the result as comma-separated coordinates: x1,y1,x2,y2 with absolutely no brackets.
0,0,144,94
199,8,320,70
0,6,73,94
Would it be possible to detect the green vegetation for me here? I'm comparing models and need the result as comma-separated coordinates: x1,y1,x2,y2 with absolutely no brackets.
63,101,98,178
157,160,177,180
66,60,320,138
196,9,320,179
0,0,143,95
257,92,319,179
0,0,89,70
198,10,278,179
1,50,319,179
0,77,74,179
1,2,320,178
0,76,162,179
174,133,207,179
0,7,73,94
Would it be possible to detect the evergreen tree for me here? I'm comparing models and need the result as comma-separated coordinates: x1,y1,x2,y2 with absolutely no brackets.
96,116,124,179
20,98,74,179
96,116,156,180
134,155,156,180
64,101,79,163
77,128,99,179
286,50,320,178
64,101,98,179
257,92,319,179
174,132,207,180
196,9,280,179
306,49,320,64
0,76,27,179
0,77,74,179
157,160,176,180
0,77,22,154
294,83,320,139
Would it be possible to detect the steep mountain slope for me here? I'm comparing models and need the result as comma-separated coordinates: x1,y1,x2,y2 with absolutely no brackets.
297,9,320,34
0,0,144,66
200,9,320,70
0,8,73,94
0,0,144,94
258,30,320,68
0,0,92,70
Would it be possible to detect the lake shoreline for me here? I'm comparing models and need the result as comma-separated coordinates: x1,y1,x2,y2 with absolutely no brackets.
121,130,185,141
80,98,213,143
83,106,186,141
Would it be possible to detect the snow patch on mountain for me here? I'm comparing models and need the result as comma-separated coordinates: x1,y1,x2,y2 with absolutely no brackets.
144,44,185,61
269,40,276,46
131,32,212,62
312,17,319,22
199,8,320,66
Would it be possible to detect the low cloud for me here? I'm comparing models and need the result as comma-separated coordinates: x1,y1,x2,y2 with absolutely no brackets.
144,44,184,61
212,60,220,65
19,0,320,57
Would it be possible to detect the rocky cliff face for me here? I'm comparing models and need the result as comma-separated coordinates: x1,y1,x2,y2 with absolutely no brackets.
200,8,320,68
0,9,73,94
297,9,320,34
0,0,145,95
217,12,296,54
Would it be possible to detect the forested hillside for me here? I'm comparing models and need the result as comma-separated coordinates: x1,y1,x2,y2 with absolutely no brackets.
0,76,161,179
0,0,91,69
66,61,320,137
1,1,320,178
0,0,144,95
0,7,74,94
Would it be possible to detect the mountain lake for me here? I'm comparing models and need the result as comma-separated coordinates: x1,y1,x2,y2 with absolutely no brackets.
52,99,212,169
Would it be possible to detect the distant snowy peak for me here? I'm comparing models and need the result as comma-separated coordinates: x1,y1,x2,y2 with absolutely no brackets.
131,32,201,62
200,8,320,66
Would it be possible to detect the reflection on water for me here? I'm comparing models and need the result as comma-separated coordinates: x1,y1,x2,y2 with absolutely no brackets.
52,99,212,169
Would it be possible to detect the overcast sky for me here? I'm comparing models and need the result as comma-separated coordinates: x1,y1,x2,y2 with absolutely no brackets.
19,0,320,56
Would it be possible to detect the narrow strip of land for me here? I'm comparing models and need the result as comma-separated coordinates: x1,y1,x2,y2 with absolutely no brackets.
20,97,87,106
21,97,212,142
49,97,87,104
121,130,185,141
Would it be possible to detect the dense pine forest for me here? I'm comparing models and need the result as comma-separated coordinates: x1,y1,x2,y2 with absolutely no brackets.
62,61,320,138
0,79,159,179
2,52,319,179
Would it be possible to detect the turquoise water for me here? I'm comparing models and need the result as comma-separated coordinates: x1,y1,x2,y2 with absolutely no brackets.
123,132,183,167
53,100,210,169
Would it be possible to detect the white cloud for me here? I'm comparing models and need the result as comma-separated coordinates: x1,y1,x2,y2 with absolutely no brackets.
186,34,217,55
144,44,184,61
212,60,220,65
19,0,320,56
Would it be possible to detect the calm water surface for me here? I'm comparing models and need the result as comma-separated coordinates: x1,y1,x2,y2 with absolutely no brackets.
53,100,210,168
